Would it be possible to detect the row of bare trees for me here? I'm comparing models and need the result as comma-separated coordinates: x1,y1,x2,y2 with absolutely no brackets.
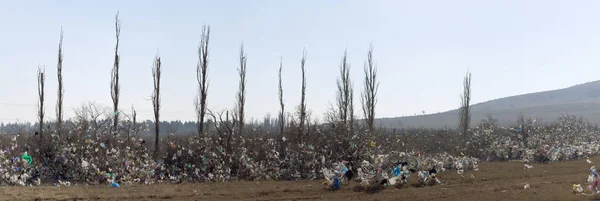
33,13,163,159
33,11,474,163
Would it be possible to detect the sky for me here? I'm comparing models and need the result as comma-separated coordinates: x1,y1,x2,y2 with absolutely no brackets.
1,0,600,123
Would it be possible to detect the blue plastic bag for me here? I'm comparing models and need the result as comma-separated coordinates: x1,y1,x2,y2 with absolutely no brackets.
110,182,120,188
393,166,401,177
332,177,341,190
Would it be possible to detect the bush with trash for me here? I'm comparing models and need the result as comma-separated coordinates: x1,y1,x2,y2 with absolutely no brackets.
0,113,597,188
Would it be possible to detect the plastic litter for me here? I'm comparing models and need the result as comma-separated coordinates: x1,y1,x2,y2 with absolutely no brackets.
110,182,120,188
0,112,596,188
332,177,340,190
573,184,583,193
21,152,32,165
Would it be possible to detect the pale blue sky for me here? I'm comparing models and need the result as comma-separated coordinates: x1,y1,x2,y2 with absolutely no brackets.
1,0,600,123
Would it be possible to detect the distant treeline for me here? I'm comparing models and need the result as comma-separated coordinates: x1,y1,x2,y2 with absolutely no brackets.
0,116,289,137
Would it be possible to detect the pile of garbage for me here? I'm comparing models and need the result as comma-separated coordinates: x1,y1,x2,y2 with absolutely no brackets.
321,153,476,190
0,127,480,186
0,114,597,187
322,152,479,190
573,166,599,195
469,115,600,163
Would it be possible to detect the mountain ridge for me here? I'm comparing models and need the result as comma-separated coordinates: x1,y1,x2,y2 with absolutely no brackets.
376,80,600,128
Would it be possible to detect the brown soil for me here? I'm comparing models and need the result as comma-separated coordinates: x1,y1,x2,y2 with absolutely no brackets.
5,156,600,201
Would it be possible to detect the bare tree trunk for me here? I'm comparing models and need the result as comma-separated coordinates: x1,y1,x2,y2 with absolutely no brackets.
225,111,235,167
278,58,285,159
130,104,137,144
236,44,247,136
458,71,472,150
361,45,379,135
152,55,162,159
111,12,121,133
298,49,307,143
196,25,210,138
348,78,355,161
349,87,354,139
56,28,64,137
37,67,46,137
306,115,311,143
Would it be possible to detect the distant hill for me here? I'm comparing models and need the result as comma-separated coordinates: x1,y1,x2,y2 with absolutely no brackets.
376,81,600,129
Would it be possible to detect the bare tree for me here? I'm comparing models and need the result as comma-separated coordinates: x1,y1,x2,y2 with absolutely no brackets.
236,44,247,136
361,45,379,135
130,104,137,142
73,104,90,136
278,58,285,158
152,55,162,159
122,104,144,144
37,66,46,137
111,12,121,133
481,113,498,129
325,50,354,161
348,70,356,160
297,49,307,143
208,109,236,167
73,102,111,139
458,70,472,137
349,86,355,136
517,114,530,148
56,28,64,137
89,102,110,136
196,25,210,137
335,50,353,135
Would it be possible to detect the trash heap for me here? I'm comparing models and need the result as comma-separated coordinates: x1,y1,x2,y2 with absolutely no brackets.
573,166,600,195
469,115,600,163
321,152,479,190
0,114,596,186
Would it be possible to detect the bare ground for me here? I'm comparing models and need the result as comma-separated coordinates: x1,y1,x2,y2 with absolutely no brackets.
4,156,600,201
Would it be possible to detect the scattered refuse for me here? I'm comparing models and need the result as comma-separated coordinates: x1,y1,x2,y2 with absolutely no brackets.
573,184,583,194
110,182,120,188
0,113,597,188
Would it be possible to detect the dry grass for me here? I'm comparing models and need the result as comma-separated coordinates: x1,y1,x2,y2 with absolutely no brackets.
3,156,600,201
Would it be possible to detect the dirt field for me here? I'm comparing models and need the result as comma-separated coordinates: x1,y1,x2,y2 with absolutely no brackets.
4,156,600,201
